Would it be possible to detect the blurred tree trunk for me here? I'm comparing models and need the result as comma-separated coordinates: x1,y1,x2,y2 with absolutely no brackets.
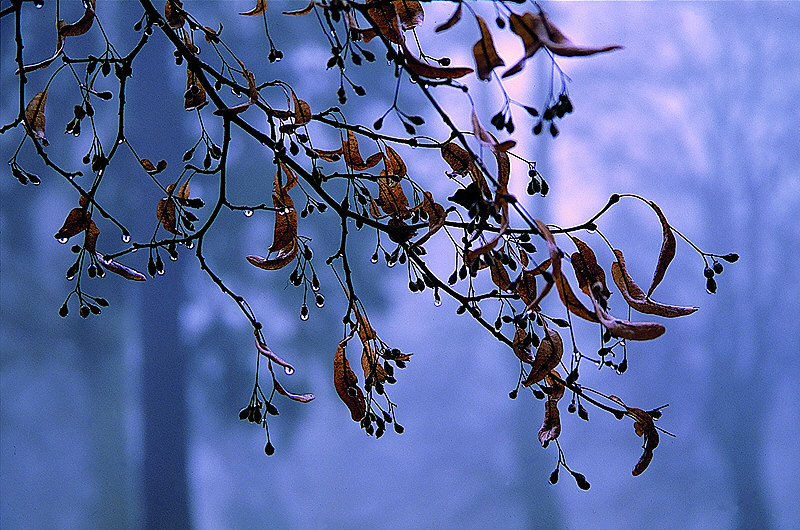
141,265,191,529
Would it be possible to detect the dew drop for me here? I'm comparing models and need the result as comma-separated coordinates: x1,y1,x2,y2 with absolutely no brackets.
66,274,75,281
118,138,125,144
186,241,194,249
243,209,253,217
170,254,178,261
284,366,294,375
157,269,165,276
121,234,131,243
387,260,396,268
434,298,442,307
370,253,379,264
300,312,309,321
58,237,69,244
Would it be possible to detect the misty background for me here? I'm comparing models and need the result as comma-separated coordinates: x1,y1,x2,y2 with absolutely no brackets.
2,1,799,528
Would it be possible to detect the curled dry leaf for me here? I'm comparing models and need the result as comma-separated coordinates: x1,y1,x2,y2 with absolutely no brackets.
554,267,599,323
292,90,312,127
523,327,563,387
239,0,267,17
378,176,411,219
502,9,621,78
393,0,424,31
95,253,147,281
283,1,314,16
647,201,677,298
54,207,91,241
611,249,697,317
156,183,180,235
538,9,622,57
313,146,343,162
59,0,96,37
538,371,565,448
608,395,660,476
268,175,297,253
412,191,445,247
401,43,473,79
489,256,512,292
272,377,315,403
355,317,380,384
570,237,611,301
164,0,185,29
334,340,366,422
441,142,473,175
25,90,49,146
215,69,257,115
383,145,407,178
512,326,534,364
587,283,666,341
342,130,382,171
185,67,208,111
84,220,100,254
514,269,538,307
247,239,298,270
472,110,516,156
435,2,462,33
473,16,505,81
255,337,295,375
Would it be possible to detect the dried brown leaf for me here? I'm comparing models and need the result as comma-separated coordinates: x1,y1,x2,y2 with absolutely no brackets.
269,170,297,252
378,176,411,219
247,238,298,271
435,2,462,33
95,253,147,281
59,0,96,37
412,191,445,247
523,327,563,387
608,395,660,476
334,340,366,422
239,0,267,16
25,90,48,146
402,44,473,79
383,145,407,178
283,0,314,16
570,237,611,300
503,12,543,78
441,142,474,175
164,0,185,29
292,91,312,126
342,130,381,171
514,269,538,306
539,9,622,57
273,377,315,403
394,0,424,30
611,249,697,317
54,207,91,241
647,201,676,298
313,146,343,162
554,268,599,323
588,286,666,341
184,67,207,111
538,371,565,448
513,326,534,364
489,256,512,292
84,220,100,254
473,16,505,81
255,337,295,374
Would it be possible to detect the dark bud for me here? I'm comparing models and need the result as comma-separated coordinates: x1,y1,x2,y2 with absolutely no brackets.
89,304,101,315
448,271,458,285
133,19,142,31
265,402,279,416
337,87,347,104
96,91,113,101
456,305,467,315
373,117,383,130
706,277,717,294
375,382,384,395
80,305,90,318
264,442,275,456
96,298,109,307
408,280,418,292
395,359,406,369
543,107,555,121
568,402,577,414
566,368,579,385
362,50,376,62
573,472,591,490
155,254,164,275
203,153,211,169
403,121,415,135
721,253,739,263
315,294,325,308
524,106,539,117
300,304,309,320
612,409,626,420
59,304,69,317
603,329,612,343
408,115,425,126
101,61,111,77
508,389,518,399
353,85,366,96
71,245,81,253
713,262,724,274
552,318,569,328
66,262,80,279
182,148,195,161
532,388,545,400
577,404,589,421
549,123,559,138
495,16,505,28
87,265,96,278
549,468,559,484
394,423,404,434
703,266,714,279
438,57,451,66
351,53,362,66
147,256,157,277
618,358,628,373
490,112,505,130
533,121,543,135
